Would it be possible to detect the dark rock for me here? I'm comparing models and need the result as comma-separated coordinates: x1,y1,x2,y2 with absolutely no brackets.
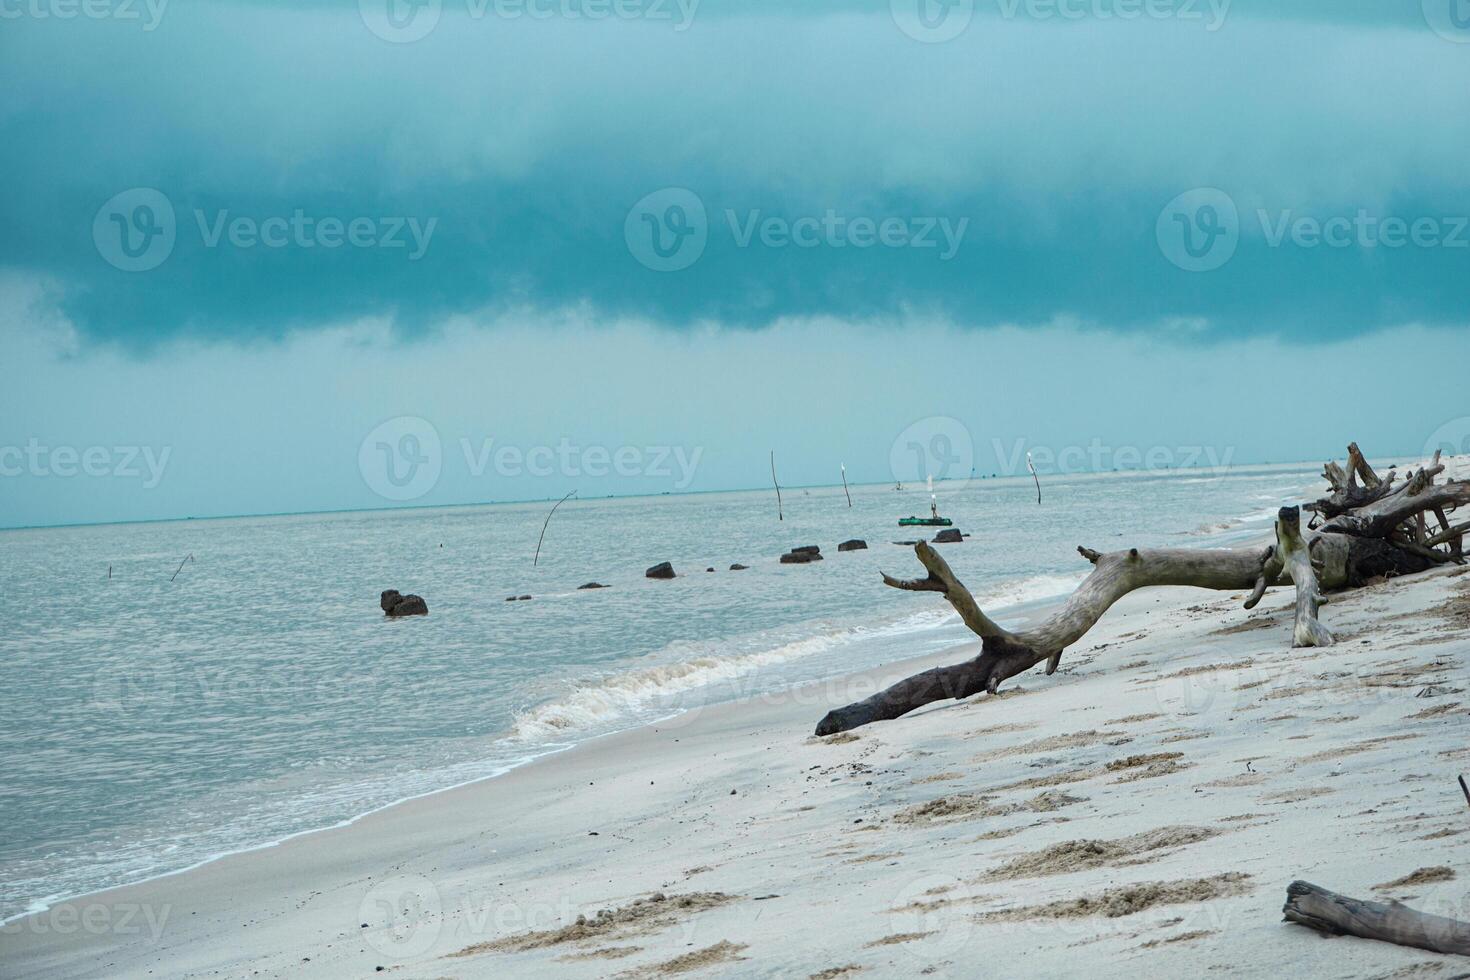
837,539,868,552
518,594,532,601
578,582,608,590
932,528,963,543
386,594,428,617
707,567,715,572
893,540,921,546
792,545,821,555
646,562,675,579
780,550,823,564
380,589,402,612
729,563,749,570
505,595,520,601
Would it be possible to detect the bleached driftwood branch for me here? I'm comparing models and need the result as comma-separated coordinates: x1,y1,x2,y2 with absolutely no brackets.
815,540,1277,735
813,442,1466,735
1275,506,1332,648
1283,880,1470,956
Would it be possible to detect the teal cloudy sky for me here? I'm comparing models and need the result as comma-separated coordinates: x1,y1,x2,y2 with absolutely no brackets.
2,0,1468,526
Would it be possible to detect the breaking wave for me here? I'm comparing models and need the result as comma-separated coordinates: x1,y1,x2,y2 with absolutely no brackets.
509,571,1083,742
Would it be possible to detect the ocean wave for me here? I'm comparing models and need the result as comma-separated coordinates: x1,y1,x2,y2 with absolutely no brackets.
508,631,851,741
508,572,1082,743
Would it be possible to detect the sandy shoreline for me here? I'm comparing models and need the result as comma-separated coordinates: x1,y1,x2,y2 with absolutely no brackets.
5,504,1470,977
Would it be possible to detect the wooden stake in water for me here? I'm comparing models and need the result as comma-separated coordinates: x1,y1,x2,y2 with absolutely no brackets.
841,464,851,508
770,451,783,521
170,554,193,582
533,490,577,567
1027,451,1042,505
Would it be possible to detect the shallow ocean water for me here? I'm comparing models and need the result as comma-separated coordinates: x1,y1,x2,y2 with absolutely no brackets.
0,463,1321,920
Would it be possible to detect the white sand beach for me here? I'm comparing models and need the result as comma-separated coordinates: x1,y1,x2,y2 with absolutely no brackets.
4,465,1470,979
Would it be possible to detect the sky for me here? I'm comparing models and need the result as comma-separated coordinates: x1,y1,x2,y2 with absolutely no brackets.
1,0,1468,528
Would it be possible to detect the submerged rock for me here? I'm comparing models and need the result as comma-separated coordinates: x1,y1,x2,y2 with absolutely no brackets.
646,562,676,579
385,593,428,617
932,528,963,543
578,582,608,590
780,550,823,564
837,539,868,552
729,563,749,571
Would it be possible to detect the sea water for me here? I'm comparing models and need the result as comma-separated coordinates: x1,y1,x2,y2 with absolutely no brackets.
0,464,1320,921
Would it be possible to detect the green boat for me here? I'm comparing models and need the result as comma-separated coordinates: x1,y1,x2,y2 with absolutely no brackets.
898,516,952,527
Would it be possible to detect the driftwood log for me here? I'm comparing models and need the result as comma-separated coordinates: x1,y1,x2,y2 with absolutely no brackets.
1283,880,1470,956
815,443,1468,735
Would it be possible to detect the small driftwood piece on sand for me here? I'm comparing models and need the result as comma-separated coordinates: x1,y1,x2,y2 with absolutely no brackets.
1283,880,1470,956
814,441,1468,735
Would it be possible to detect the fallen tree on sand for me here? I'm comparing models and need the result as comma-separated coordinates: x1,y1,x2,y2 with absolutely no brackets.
815,445,1468,736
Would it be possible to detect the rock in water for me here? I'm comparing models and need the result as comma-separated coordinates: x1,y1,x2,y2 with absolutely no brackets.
380,589,403,612
932,528,963,543
792,545,821,555
780,550,823,564
578,582,608,590
837,539,868,552
385,594,428,617
646,562,676,579
729,563,749,571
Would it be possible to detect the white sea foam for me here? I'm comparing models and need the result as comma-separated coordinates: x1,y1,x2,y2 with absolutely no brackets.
508,572,1082,742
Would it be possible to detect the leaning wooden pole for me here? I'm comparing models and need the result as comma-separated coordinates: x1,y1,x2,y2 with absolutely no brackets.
770,451,783,521
533,490,576,567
